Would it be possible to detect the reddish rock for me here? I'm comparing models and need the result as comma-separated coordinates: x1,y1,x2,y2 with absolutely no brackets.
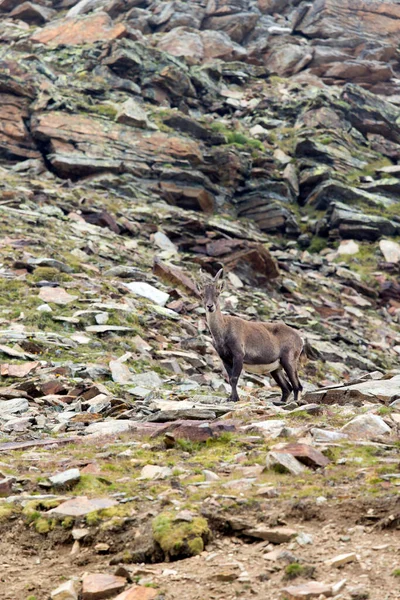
296,0,400,47
30,111,203,179
222,242,280,282
153,258,199,296
31,12,127,46
114,585,158,600
82,573,126,600
158,181,215,213
279,443,330,469
0,362,41,378
38,287,78,305
0,93,41,160
0,477,13,497
157,28,204,65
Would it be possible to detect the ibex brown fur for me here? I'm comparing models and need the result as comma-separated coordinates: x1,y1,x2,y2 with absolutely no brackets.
199,269,304,403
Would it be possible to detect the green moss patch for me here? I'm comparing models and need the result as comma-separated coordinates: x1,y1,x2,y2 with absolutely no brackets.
152,512,210,560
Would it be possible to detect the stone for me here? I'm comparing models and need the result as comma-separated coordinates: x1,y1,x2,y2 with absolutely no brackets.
49,468,81,488
153,231,178,254
72,528,90,540
379,240,400,263
157,28,205,65
10,2,55,24
279,444,330,469
86,326,133,333
311,428,348,443
245,420,286,438
128,371,163,389
51,580,78,600
0,362,41,378
109,359,132,384
341,414,391,439
266,451,306,475
139,465,172,480
37,303,53,313
113,585,158,600
281,581,333,599
244,526,297,543
48,496,118,517
123,282,169,306
304,375,400,406
153,258,198,296
325,552,357,567
0,477,13,497
0,398,29,414
337,240,359,255
82,573,126,600
31,12,127,45
85,421,136,436
116,99,149,129
203,469,220,482
39,287,78,305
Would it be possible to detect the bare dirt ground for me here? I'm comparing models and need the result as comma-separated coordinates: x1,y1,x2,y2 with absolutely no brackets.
1,498,399,600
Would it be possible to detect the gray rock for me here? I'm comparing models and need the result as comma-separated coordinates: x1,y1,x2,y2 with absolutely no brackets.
139,465,172,480
311,428,348,443
341,413,391,439
0,398,29,415
128,371,163,389
153,231,178,253
244,420,286,438
147,409,217,422
203,469,220,482
48,496,118,517
86,421,136,436
123,281,169,306
50,579,78,600
49,468,81,488
266,451,306,475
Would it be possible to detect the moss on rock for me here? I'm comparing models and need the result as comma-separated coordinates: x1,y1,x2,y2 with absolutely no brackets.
152,512,210,560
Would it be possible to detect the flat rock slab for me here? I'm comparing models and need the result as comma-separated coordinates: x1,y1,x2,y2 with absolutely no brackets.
114,585,158,600
281,581,333,599
325,552,357,567
279,443,330,469
82,573,126,600
31,12,127,45
0,397,29,414
39,287,78,305
49,468,81,488
341,413,391,439
245,526,297,543
123,281,169,306
146,409,217,422
47,496,118,517
139,465,172,480
266,451,306,475
85,421,137,436
51,579,78,600
0,437,77,452
0,362,41,378
304,374,400,406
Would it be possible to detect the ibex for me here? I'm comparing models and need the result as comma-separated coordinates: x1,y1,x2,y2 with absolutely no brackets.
198,269,304,404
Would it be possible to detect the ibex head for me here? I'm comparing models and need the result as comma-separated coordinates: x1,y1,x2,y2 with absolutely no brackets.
198,268,224,314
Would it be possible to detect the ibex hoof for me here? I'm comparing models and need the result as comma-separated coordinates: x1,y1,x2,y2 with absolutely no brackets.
228,395,239,403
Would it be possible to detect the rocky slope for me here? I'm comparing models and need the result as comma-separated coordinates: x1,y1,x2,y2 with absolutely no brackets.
1,1,400,599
